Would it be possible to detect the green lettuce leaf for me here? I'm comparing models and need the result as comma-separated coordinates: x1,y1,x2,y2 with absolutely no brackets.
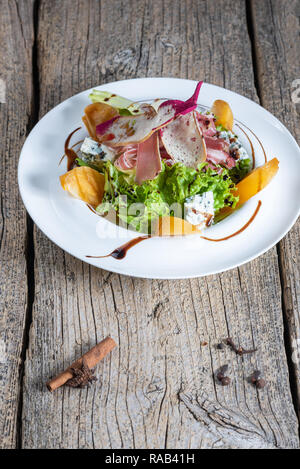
228,158,251,183
96,161,239,233
75,157,104,172
215,123,228,132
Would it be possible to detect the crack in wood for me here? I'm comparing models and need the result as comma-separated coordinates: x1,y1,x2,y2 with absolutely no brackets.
179,391,276,449
245,0,262,102
16,0,40,450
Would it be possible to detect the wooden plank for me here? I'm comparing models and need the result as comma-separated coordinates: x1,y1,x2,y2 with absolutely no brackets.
251,0,300,419
22,0,299,448
0,0,34,449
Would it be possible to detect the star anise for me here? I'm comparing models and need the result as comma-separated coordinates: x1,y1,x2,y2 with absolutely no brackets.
66,358,97,388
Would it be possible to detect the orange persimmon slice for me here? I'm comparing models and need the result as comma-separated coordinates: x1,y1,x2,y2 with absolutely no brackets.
218,158,279,219
60,166,105,208
155,216,200,237
83,102,118,140
211,99,234,131
235,157,279,206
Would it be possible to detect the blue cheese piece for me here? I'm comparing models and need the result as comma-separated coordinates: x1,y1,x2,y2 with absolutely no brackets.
218,130,249,161
81,137,103,156
80,137,115,166
184,191,214,229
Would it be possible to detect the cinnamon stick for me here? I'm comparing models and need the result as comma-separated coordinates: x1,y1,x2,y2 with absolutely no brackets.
46,336,117,392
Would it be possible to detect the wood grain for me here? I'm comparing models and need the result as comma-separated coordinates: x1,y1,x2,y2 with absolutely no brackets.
251,0,300,419
20,0,299,448
0,0,34,449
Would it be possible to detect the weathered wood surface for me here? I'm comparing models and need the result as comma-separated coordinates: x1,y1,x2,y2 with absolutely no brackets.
0,0,34,449
251,0,300,419
17,0,299,449
0,0,298,449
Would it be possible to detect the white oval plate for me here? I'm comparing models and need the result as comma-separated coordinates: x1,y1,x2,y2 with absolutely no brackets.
18,78,300,279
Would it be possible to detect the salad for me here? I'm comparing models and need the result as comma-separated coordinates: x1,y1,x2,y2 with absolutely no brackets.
60,82,279,238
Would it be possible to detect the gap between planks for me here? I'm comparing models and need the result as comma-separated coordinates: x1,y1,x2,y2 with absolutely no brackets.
16,0,40,449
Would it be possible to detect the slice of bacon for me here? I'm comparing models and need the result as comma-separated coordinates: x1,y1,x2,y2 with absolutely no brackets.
135,133,162,185
96,82,203,147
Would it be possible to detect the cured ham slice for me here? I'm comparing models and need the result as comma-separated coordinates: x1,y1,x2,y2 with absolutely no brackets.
204,136,229,153
135,133,162,184
206,148,236,169
204,135,235,169
114,146,138,171
96,82,203,147
160,112,207,168
114,133,162,182
196,112,217,137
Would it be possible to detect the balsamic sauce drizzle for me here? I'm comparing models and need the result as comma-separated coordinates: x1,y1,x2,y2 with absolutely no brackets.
86,204,99,215
235,124,255,169
60,127,82,171
201,200,262,242
238,123,267,164
87,236,150,260
59,137,84,167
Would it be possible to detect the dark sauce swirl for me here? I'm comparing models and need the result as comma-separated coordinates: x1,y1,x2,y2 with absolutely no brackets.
201,200,262,242
87,235,150,260
62,127,81,171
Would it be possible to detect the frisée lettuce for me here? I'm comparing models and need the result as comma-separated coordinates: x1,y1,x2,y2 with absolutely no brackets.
96,161,238,233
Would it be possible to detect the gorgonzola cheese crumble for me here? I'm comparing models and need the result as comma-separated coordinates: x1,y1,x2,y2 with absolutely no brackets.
185,191,215,229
